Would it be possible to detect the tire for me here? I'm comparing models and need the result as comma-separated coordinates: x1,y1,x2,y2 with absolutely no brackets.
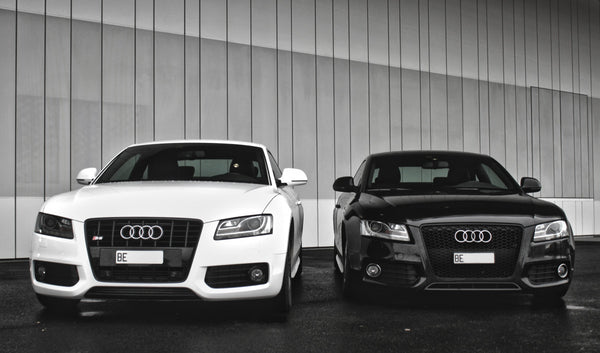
36,294,79,313
341,242,362,299
294,246,303,279
272,227,294,314
333,248,341,275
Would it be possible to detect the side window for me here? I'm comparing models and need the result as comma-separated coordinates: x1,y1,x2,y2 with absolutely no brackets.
268,152,282,179
353,161,366,187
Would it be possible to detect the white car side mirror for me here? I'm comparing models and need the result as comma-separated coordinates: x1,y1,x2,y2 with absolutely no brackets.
279,168,307,187
76,168,98,185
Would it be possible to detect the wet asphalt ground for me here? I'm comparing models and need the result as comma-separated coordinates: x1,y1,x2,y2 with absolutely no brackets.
1,243,599,353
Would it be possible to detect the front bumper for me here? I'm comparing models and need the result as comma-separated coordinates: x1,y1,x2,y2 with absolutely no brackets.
30,220,287,301
344,224,575,294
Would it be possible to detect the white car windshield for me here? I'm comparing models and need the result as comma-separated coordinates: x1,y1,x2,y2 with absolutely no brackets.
95,143,270,185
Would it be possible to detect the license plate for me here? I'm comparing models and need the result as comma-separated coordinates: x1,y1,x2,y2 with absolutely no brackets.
116,250,163,264
453,252,495,264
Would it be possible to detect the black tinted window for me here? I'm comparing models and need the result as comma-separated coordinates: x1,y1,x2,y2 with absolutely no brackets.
96,143,269,185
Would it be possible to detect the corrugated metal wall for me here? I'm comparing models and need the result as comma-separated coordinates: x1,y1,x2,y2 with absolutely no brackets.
1,0,600,259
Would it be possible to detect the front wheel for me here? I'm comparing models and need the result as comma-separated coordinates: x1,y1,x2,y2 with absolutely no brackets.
342,242,363,299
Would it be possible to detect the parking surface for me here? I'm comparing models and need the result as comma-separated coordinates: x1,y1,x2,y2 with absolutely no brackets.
1,243,599,353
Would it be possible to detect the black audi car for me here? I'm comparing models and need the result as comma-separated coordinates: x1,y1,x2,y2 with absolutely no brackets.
333,151,574,299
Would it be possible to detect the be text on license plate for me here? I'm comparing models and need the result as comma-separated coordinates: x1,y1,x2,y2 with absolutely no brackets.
116,250,163,264
453,252,495,264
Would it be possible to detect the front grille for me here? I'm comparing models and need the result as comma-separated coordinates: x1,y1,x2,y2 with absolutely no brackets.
85,218,203,283
527,262,562,284
426,282,521,291
421,224,522,278
205,263,269,288
85,287,199,299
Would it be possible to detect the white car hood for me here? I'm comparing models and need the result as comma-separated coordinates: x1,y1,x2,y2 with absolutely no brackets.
41,181,278,223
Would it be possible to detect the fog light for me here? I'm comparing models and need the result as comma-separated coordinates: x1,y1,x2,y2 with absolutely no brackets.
557,263,569,279
366,263,382,278
249,267,265,283
36,266,46,281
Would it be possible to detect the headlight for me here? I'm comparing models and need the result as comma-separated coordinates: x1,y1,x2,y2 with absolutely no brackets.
360,220,410,242
533,220,569,242
214,215,273,240
35,213,74,239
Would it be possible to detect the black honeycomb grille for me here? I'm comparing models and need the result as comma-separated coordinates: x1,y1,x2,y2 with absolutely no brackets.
84,218,202,283
421,224,522,278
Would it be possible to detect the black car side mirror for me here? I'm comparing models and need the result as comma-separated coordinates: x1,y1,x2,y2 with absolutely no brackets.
521,177,541,193
333,176,358,193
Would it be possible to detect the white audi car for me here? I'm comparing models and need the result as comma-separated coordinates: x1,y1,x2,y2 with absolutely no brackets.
30,140,307,313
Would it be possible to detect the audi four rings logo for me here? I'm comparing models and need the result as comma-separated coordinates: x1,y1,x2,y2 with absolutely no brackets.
120,225,164,240
454,230,492,243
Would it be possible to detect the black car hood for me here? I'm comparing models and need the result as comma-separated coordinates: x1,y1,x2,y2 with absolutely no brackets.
357,191,566,226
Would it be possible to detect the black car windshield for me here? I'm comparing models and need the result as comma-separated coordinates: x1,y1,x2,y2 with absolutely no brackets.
365,154,520,194
95,143,270,185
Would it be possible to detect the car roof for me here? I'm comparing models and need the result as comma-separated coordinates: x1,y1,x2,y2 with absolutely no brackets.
367,150,493,160
125,139,268,150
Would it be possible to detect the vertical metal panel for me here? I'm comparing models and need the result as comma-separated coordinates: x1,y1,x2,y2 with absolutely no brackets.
446,0,462,152
515,86,528,179
447,75,463,151
419,0,430,149
461,0,477,80
560,93,575,197
594,100,600,200
570,1,579,94
577,0,591,96
389,0,401,151
276,0,292,165
400,0,419,71
502,0,515,86
488,82,505,165
200,0,227,139
401,69,421,150
368,0,389,154
227,0,251,142
45,2,70,197
558,0,573,92
552,90,561,196
549,0,559,90
103,0,134,164
185,0,200,139
316,0,334,246
530,88,541,184
252,0,277,150
333,0,351,177
538,88,554,197
486,0,502,84
349,0,369,170
155,0,184,140
16,2,45,257
428,0,445,150
514,0,525,88
477,0,489,154
579,95,590,197
17,9,44,198
536,0,551,89
462,78,479,153
430,73,448,150
71,0,101,189
0,7,15,258
292,0,318,247
446,0,461,78
135,0,154,143
523,0,538,87
503,84,516,177
573,93,582,197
